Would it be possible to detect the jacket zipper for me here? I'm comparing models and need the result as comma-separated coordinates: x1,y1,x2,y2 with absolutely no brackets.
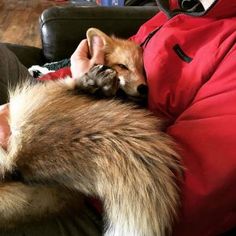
140,27,161,48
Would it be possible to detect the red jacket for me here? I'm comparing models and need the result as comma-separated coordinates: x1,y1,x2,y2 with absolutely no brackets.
131,0,236,235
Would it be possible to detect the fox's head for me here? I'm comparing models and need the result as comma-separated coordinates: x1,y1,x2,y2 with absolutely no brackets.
86,28,147,99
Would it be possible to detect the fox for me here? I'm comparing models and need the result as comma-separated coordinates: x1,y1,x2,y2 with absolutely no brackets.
0,28,182,236
85,28,147,99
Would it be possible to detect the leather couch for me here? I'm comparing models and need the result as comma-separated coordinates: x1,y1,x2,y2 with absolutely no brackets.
0,6,157,105
1,6,159,104
5,6,158,68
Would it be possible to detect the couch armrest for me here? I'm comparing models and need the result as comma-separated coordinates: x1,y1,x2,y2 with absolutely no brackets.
40,6,158,62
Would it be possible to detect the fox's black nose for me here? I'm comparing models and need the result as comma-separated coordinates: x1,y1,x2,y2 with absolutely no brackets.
137,84,148,96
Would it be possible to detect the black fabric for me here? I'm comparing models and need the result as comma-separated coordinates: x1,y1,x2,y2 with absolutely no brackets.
44,59,71,71
5,43,44,68
0,44,33,104
179,0,204,11
155,0,205,17
221,228,236,236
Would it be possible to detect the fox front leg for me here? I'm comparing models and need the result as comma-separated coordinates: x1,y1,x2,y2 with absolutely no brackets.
74,65,119,97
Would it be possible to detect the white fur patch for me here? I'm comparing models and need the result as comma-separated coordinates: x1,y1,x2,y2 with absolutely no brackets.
63,76,76,90
0,147,9,176
0,147,7,165
118,76,126,87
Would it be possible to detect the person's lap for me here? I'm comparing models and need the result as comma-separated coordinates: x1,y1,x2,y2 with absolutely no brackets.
0,43,103,236
0,44,31,104
0,203,103,236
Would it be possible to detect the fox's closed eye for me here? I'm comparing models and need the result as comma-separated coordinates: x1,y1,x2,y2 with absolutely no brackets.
117,64,129,70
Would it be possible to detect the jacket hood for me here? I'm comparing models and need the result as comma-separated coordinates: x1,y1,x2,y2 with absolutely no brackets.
156,0,236,18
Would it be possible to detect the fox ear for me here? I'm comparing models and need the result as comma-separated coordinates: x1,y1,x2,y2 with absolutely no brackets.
86,28,112,56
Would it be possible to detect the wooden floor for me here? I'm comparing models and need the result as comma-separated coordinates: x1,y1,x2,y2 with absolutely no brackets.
0,0,70,47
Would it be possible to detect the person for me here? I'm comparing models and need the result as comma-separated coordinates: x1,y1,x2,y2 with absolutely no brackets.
0,0,236,235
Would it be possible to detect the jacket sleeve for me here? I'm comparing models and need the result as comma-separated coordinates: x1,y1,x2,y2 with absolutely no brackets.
169,47,236,236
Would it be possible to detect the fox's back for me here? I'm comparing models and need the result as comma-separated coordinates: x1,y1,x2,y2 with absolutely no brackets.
9,81,162,160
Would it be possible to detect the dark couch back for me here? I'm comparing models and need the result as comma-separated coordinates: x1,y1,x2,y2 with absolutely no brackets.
40,6,158,62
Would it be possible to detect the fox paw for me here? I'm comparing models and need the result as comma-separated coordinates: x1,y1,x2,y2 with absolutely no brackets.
75,65,118,97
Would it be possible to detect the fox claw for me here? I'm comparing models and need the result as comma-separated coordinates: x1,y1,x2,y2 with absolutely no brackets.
75,64,119,97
